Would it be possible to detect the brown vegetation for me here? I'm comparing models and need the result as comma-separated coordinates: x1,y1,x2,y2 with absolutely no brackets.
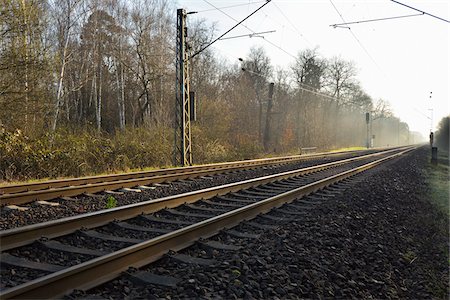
0,0,411,181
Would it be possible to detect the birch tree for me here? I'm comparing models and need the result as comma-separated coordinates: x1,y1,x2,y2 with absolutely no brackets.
0,0,51,131
50,0,83,132
80,8,119,131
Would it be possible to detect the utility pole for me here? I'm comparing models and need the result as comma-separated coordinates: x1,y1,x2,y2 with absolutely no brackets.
365,112,370,148
428,91,433,134
174,2,271,166
263,82,275,151
174,9,192,166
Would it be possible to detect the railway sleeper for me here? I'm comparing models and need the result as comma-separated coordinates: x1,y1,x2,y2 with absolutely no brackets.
184,203,228,213
36,240,107,257
202,199,242,208
126,271,180,288
215,195,256,203
168,253,216,266
79,229,144,245
110,221,171,235
164,208,215,219
1,253,64,273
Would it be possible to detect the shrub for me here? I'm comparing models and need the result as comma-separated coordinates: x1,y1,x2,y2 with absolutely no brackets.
435,116,449,151
0,126,172,181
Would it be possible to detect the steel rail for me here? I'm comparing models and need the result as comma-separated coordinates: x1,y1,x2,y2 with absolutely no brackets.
0,147,391,196
0,147,409,251
0,147,399,206
0,147,415,299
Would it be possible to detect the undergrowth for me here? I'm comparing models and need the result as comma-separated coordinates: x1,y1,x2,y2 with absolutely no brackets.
0,127,173,181
0,126,263,182
0,126,365,183
425,150,449,216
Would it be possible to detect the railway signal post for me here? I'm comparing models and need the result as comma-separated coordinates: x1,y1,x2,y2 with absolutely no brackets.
365,112,370,148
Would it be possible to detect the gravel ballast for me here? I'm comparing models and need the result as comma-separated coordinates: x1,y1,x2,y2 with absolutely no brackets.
0,150,383,230
80,147,448,299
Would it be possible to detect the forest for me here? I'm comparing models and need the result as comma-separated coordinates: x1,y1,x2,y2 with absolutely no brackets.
0,0,419,181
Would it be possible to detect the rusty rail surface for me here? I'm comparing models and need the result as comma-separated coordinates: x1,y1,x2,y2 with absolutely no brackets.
0,147,415,299
0,147,396,206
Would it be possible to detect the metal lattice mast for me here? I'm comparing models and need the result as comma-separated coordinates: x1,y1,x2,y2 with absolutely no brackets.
174,2,270,166
174,9,192,166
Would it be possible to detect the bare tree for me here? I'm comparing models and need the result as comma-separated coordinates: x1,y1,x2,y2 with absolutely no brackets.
188,18,218,108
126,0,173,127
50,0,83,132
80,7,120,131
0,0,51,132
324,56,357,106
291,48,326,146
241,46,273,143
291,48,325,91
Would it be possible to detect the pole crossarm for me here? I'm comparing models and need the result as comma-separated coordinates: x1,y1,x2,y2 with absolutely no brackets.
330,13,424,28
219,30,276,41
190,0,272,59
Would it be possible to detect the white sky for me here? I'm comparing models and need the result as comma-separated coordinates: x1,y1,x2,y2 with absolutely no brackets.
178,0,449,136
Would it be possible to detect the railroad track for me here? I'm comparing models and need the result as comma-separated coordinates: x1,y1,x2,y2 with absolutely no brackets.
0,148,389,206
0,146,414,299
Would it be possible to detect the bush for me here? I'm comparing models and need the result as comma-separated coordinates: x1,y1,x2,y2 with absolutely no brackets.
0,126,172,181
435,116,449,151
191,126,232,164
0,124,266,182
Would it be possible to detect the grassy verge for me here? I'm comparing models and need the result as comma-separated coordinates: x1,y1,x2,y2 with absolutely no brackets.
0,139,365,186
328,146,366,153
420,148,449,296
424,149,449,216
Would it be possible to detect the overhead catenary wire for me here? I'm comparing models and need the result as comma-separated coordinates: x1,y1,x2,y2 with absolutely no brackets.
297,83,338,102
195,1,266,13
330,13,424,27
219,30,276,41
201,0,296,59
390,0,449,23
242,67,339,101
271,1,312,47
254,35,296,58
190,0,272,59
329,0,347,24
328,0,385,75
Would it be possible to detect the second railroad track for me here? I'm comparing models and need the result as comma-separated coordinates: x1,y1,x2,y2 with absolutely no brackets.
0,147,394,206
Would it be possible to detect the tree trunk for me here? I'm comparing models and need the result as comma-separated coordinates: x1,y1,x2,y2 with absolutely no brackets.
96,66,102,131
51,26,71,132
21,0,29,129
115,59,125,130
263,83,274,152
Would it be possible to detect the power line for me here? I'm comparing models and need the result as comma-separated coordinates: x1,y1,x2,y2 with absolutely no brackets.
330,13,424,27
243,64,338,100
195,1,265,13
202,0,297,59
329,0,346,23
191,0,272,59
328,0,384,74
297,82,339,102
390,0,449,23
271,2,312,47
219,30,276,41
254,35,296,58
